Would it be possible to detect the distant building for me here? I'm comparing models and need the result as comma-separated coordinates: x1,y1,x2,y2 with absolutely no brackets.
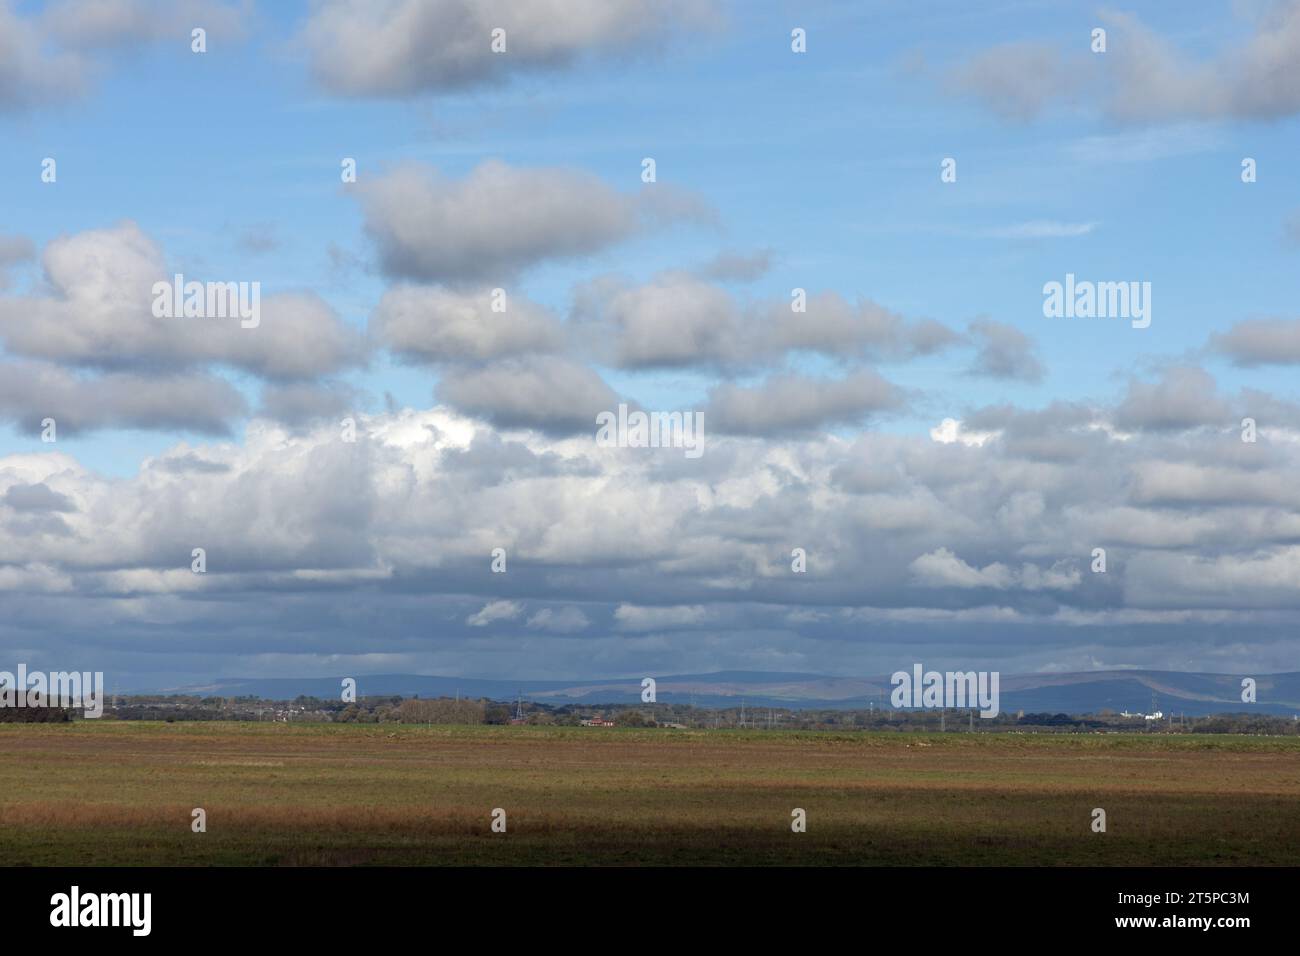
580,717,615,727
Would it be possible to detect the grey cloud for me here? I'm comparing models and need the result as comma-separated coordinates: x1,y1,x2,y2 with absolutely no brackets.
0,222,366,381
949,4,1300,125
1101,6,1300,123
766,292,958,362
0,3,87,109
963,401,1095,436
575,274,959,371
1124,548,1300,611
966,318,1045,382
946,41,1086,121
437,355,619,433
257,381,360,428
2,482,76,513
0,235,34,288
574,272,744,369
147,452,232,475
2,383,1299,682
219,292,368,382
302,0,720,97
1128,461,1300,509
1,0,246,111
441,431,597,486
526,606,590,633
371,285,564,363
356,161,706,283
0,361,246,436
696,248,773,283
41,0,246,49
705,370,902,436
1113,367,1232,432
963,401,1104,463
1210,317,1300,366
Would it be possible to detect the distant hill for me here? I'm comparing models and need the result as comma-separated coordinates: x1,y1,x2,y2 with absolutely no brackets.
164,669,1300,716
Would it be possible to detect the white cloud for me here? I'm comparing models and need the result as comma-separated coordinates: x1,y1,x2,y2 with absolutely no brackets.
981,221,1097,239
526,607,590,633
467,600,524,627
929,418,996,447
909,548,1080,592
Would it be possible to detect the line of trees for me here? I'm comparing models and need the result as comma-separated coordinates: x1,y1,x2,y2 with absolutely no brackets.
393,698,487,724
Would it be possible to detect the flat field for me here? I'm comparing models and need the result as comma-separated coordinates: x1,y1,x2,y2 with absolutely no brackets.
1,722,1297,866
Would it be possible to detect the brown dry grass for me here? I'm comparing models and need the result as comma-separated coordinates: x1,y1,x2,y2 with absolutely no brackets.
1,722,1297,865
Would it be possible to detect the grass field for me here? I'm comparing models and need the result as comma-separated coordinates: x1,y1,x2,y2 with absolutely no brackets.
2,722,1298,866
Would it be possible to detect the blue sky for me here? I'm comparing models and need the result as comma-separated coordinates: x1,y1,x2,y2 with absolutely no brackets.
1,0,1298,687
5,0,1296,473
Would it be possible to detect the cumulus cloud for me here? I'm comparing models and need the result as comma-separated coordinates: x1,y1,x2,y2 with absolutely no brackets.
0,2,88,109
705,370,901,435
526,606,590,633
0,360,246,436
763,291,957,364
356,160,709,283
0,0,246,111
41,0,245,49
0,383,1297,681
0,234,34,288
437,355,619,432
948,3,1300,124
929,417,996,447
301,0,720,97
574,272,745,369
1101,5,1300,123
1124,547,1300,610
910,548,1080,591
2,482,76,513
1209,317,1300,366
9,0,1300,687
574,274,958,371
0,222,366,381
467,599,524,627
257,381,359,428
909,548,1015,589
966,319,1045,382
1113,366,1232,432
371,285,564,363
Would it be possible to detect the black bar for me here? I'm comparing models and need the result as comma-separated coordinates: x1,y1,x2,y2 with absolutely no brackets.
1,866,1283,941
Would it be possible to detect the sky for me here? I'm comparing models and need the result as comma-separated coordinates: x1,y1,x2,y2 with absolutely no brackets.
0,0,1298,689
